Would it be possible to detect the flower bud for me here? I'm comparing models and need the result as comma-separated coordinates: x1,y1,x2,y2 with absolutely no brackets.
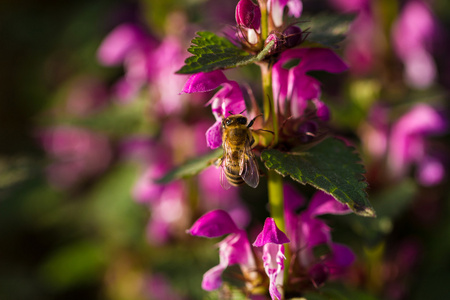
265,33,282,54
283,25,303,48
235,0,261,31
298,121,318,143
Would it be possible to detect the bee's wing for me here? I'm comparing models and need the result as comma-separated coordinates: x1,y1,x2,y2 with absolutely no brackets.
220,146,232,190
239,140,259,188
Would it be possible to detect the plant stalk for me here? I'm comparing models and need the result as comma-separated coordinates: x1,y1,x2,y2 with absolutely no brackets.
260,63,278,146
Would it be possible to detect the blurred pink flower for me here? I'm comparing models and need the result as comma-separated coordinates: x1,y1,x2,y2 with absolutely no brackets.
388,104,447,186
65,76,109,116
392,1,438,88
150,37,190,115
329,0,375,74
98,24,190,113
38,127,112,189
145,274,186,300
268,0,303,27
146,181,189,245
98,23,155,101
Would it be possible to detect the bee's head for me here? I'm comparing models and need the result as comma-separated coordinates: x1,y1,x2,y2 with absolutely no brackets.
222,115,247,128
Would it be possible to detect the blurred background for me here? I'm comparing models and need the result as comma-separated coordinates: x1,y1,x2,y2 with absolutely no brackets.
1,0,450,299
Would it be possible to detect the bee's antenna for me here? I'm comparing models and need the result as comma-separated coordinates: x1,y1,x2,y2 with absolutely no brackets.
228,111,234,115
239,108,247,114
247,114,263,128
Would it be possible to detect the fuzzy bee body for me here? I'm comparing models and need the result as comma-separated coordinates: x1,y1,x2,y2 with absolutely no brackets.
220,114,259,189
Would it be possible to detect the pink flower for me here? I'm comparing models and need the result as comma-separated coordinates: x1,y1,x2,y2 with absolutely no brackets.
188,210,257,291
283,185,355,285
182,70,247,149
97,23,155,101
392,1,438,88
272,48,348,117
38,127,112,189
388,104,447,185
98,24,190,112
253,218,290,300
268,0,303,27
236,0,261,44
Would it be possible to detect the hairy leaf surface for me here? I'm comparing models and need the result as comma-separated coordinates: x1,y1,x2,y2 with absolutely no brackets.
176,31,274,74
261,138,375,217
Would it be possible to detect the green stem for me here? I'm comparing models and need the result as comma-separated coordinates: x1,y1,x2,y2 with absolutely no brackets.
261,45,288,291
260,63,279,145
267,170,284,231
259,1,268,41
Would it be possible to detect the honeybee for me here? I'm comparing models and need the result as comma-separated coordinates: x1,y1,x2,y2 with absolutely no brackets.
219,114,259,189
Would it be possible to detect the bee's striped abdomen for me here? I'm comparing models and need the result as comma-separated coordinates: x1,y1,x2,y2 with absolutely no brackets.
225,169,244,186
224,149,244,186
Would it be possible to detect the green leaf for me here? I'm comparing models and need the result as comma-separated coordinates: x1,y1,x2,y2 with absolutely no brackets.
176,31,274,74
157,148,223,184
261,138,375,217
301,13,356,48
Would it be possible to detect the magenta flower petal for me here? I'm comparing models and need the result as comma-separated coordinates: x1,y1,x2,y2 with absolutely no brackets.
286,0,303,18
262,243,285,300
416,155,445,186
181,70,229,94
206,121,222,149
253,218,290,247
283,185,305,250
280,48,349,74
272,64,289,114
269,0,303,27
97,24,148,66
235,0,261,30
329,0,369,12
312,99,331,121
202,264,226,291
300,216,331,247
202,231,256,291
306,191,351,217
392,1,437,88
273,48,347,116
389,104,447,180
289,74,321,117
283,184,306,212
392,1,436,59
132,167,164,204
188,210,239,238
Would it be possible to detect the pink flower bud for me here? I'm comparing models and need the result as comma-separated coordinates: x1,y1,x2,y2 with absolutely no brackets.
265,33,282,54
235,0,261,30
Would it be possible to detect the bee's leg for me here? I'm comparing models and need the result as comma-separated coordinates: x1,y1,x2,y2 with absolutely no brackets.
214,157,223,167
250,135,255,146
247,114,263,128
253,129,274,135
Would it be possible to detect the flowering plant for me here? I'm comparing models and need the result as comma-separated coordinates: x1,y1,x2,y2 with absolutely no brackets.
14,0,448,299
